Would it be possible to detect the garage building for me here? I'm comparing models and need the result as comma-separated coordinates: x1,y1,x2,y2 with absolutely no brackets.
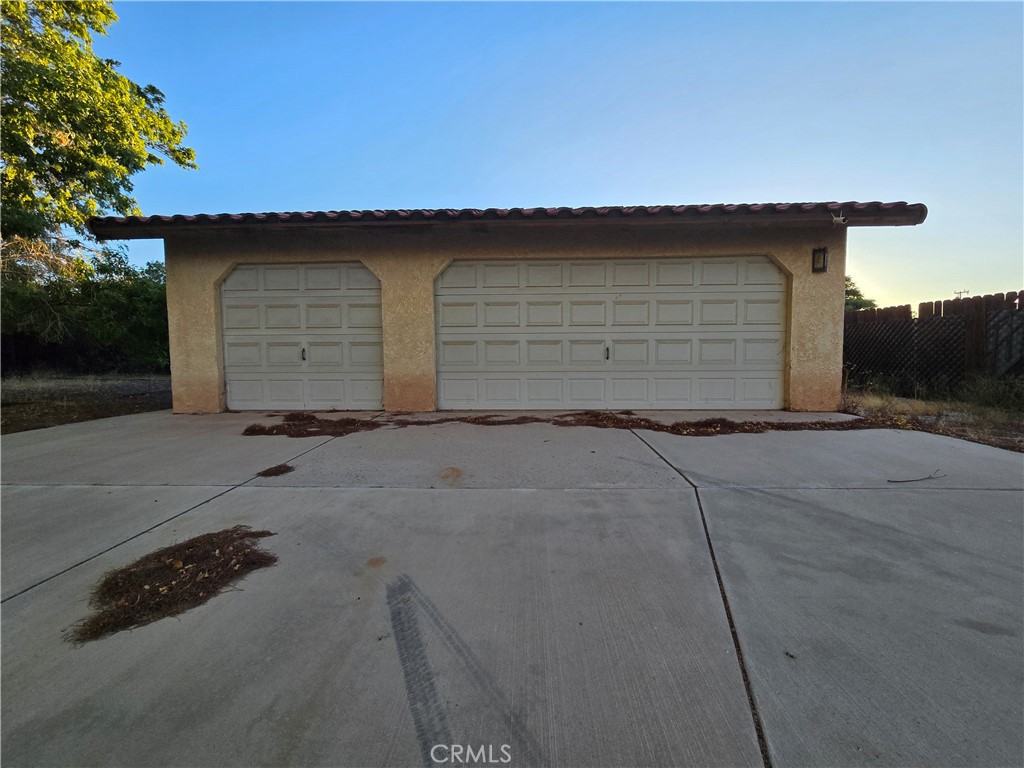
88,202,927,413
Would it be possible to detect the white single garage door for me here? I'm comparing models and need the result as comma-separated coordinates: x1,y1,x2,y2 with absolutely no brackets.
435,257,787,409
221,263,384,410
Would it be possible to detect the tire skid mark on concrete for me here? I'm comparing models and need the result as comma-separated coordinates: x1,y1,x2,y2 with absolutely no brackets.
387,573,548,767
386,575,452,767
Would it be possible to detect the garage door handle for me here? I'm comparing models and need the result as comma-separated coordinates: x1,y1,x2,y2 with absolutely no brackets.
301,348,306,361
605,346,610,360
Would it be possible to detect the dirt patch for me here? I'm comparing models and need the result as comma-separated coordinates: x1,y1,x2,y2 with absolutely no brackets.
843,392,1024,452
1,375,172,434
240,408,1023,452
65,526,278,644
366,556,387,568
438,466,463,484
256,463,295,477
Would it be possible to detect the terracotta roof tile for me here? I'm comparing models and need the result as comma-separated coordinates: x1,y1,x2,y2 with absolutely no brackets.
87,201,927,240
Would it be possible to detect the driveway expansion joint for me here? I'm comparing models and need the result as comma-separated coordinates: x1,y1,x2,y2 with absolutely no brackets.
2,437,343,604
628,428,772,768
0,485,239,604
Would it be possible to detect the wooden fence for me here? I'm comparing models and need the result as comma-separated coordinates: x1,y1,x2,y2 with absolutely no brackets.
844,291,1024,390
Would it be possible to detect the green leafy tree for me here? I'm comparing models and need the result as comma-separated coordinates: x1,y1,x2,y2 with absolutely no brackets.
1,0,197,241
845,276,877,311
1,2,192,374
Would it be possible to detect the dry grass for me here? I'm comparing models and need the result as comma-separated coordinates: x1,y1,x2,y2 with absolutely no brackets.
843,391,1023,452
1,375,171,434
65,526,278,644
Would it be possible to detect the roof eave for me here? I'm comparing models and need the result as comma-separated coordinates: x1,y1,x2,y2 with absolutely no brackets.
88,206,928,242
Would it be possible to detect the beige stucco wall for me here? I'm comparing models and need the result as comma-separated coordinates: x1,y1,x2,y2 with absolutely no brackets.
163,222,847,413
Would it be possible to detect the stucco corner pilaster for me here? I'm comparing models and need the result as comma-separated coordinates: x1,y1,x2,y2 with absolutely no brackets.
360,253,452,412
165,240,229,414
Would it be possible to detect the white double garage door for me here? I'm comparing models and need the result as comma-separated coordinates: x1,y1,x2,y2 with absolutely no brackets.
222,256,787,410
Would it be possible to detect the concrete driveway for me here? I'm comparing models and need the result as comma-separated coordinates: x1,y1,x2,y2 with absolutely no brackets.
2,411,1021,768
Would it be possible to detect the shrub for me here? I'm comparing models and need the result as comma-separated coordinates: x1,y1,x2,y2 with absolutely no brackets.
1,245,169,374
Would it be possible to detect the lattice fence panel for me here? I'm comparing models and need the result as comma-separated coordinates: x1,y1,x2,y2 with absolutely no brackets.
844,316,966,393
987,309,1024,376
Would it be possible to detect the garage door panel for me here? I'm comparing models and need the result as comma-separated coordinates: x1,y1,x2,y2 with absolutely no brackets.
349,379,384,406
744,338,784,363
698,339,737,364
306,304,343,328
569,340,606,364
263,267,301,291
743,298,784,325
568,263,607,287
344,265,381,291
483,302,520,326
438,263,477,289
224,379,264,407
437,334,781,371
526,340,563,365
744,260,786,285
304,265,342,291
612,262,651,286
440,340,478,366
266,342,303,365
654,377,692,404
223,304,260,329
655,339,692,364
224,341,262,367
435,293,781,334
655,300,694,326
439,258,782,295
569,302,606,326
222,266,260,292
699,300,739,325
221,263,383,410
699,260,740,285
481,263,519,288
308,379,345,403
484,379,520,403
612,301,650,325
267,378,304,402
611,378,649,402
526,302,563,326
440,378,479,404
349,341,383,367
436,256,787,409
524,263,562,288
611,339,649,364
483,341,520,365
347,303,382,328
439,302,478,327
743,378,780,402
698,378,737,403
655,262,694,286
265,304,302,328
436,371,783,409
527,379,562,402
307,342,343,366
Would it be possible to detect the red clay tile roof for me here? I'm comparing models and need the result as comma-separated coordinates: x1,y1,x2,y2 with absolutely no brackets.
88,201,927,240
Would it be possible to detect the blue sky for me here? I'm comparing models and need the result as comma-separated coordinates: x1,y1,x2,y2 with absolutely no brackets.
95,1,1023,310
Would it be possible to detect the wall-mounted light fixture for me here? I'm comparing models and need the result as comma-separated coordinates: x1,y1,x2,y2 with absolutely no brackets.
812,247,829,273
